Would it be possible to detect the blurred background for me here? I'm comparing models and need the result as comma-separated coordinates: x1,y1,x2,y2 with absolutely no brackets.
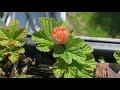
67,12,120,38
0,12,120,39
0,12,66,35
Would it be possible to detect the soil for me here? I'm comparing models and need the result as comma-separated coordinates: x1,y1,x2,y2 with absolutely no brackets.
0,52,56,78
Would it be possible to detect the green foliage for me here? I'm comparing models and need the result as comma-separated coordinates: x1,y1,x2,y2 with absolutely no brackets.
32,17,96,78
53,55,96,78
32,17,71,52
53,37,87,64
0,20,27,64
114,51,120,64
98,56,105,63
4,47,25,64
18,74,27,78
67,12,120,38
0,50,4,61
0,20,27,47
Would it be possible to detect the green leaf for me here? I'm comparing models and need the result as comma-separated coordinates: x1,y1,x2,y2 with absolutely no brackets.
68,52,86,64
53,45,72,64
36,44,51,52
53,69,64,78
4,46,25,54
9,53,19,64
39,17,55,36
8,20,19,32
15,47,25,54
0,46,5,61
81,69,93,77
114,51,120,64
81,44,93,55
32,31,54,52
4,47,25,64
7,20,19,37
65,36,84,49
77,69,93,78
76,64,94,78
0,20,28,47
32,17,73,53
40,17,72,34
75,54,95,78
13,26,27,40
0,50,4,61
53,57,95,78
54,20,71,30
64,67,77,78
53,58,66,78
98,56,105,63
0,26,10,39
83,54,96,70
18,74,27,78
61,51,72,64
76,55,96,78
53,37,87,64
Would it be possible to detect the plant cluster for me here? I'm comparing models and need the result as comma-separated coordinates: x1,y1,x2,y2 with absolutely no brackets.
0,20,27,64
1,17,119,78
32,17,96,78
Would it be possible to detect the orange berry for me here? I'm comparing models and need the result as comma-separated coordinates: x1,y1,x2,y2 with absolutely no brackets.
52,26,70,44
